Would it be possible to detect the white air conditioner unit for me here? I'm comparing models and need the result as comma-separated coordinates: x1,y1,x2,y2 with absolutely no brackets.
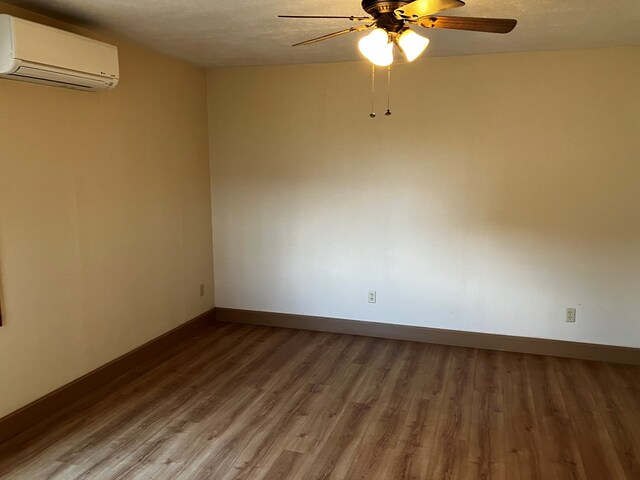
0,14,119,91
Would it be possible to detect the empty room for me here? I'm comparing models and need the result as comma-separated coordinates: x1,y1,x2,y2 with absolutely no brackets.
0,0,639,478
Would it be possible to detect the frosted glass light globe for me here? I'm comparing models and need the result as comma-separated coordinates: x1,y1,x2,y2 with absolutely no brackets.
397,29,430,62
358,28,394,67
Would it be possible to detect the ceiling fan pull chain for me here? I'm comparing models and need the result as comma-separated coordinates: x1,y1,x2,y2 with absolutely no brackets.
370,63,376,118
385,65,392,116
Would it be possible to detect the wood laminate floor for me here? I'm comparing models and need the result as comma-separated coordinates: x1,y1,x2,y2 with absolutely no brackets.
1,322,639,479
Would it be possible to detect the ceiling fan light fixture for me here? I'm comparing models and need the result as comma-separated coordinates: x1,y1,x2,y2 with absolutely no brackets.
397,29,430,62
358,28,394,67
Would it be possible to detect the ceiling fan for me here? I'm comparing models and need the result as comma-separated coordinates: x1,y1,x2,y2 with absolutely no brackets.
280,0,517,66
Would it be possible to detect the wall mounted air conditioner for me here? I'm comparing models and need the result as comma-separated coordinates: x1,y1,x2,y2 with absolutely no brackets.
0,14,119,91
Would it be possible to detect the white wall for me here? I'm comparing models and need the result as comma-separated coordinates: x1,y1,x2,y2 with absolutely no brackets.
208,47,640,348
0,3,214,418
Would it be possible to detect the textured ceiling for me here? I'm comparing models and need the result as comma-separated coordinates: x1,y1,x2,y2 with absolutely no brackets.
4,0,640,67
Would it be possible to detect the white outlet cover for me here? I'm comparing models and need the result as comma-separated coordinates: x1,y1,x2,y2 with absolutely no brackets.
566,308,576,323
368,290,377,304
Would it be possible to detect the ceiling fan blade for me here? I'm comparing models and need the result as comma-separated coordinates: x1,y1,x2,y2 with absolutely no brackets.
292,24,374,47
394,0,465,20
279,15,373,22
415,15,517,33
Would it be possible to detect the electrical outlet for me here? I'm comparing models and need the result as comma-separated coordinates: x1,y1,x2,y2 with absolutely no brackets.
200,284,205,297
368,290,377,304
566,307,576,323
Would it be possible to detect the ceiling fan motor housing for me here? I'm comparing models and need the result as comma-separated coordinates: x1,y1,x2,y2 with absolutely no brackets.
361,0,409,32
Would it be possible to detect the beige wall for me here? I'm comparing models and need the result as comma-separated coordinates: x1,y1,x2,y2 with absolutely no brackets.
208,47,640,348
0,3,214,418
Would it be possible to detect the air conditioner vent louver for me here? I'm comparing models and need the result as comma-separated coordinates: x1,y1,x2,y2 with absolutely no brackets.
13,66,102,90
